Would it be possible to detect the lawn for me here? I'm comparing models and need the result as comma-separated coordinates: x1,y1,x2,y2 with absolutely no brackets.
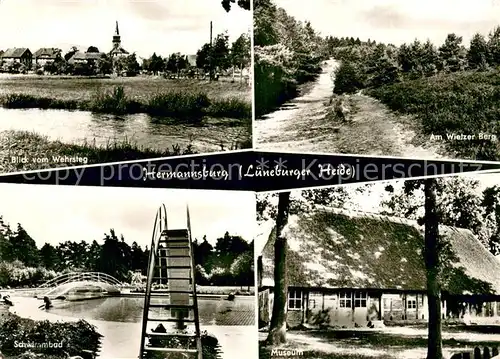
0,75,252,120
367,69,500,160
0,75,251,102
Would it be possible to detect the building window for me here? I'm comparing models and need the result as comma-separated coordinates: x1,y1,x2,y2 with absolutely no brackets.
339,292,352,308
309,299,316,309
407,299,417,309
354,292,367,308
288,290,302,310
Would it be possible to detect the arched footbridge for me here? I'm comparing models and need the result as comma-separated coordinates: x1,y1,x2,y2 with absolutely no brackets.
37,272,126,300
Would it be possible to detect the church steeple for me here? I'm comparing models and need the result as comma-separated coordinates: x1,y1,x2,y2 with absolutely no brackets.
110,20,129,60
112,21,121,48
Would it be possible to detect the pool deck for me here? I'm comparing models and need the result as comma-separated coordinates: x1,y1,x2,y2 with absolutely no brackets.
9,296,257,359
118,291,254,299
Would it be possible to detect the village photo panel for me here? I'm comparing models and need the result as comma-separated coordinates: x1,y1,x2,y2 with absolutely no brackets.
257,173,500,359
0,184,257,359
254,0,500,161
0,0,252,173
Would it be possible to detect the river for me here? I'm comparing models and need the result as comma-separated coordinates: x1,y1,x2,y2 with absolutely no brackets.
9,296,257,359
0,108,248,153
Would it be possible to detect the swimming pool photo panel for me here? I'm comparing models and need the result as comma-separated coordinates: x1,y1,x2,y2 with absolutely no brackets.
0,185,257,359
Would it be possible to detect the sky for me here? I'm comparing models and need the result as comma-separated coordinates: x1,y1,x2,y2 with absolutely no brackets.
305,172,500,214
0,0,251,59
275,0,500,46
0,185,256,249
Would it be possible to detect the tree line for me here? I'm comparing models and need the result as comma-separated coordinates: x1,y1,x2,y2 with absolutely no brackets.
1,32,250,79
258,178,500,256
330,26,500,94
0,217,253,288
254,0,328,116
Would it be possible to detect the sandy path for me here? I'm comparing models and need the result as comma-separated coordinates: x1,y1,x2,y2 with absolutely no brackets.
255,60,444,159
259,328,500,359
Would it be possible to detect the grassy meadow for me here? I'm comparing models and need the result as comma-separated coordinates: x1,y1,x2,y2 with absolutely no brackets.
367,69,500,160
0,75,251,102
0,130,196,172
0,75,252,120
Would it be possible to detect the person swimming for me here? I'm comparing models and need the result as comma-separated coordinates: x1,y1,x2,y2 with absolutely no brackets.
3,295,13,306
3,294,14,307
38,296,53,310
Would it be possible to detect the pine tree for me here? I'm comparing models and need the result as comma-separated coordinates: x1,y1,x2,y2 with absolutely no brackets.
438,33,467,72
468,33,490,69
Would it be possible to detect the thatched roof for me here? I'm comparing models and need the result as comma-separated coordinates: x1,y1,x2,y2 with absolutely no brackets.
85,52,105,60
260,207,500,295
33,48,61,59
68,51,105,63
2,47,31,58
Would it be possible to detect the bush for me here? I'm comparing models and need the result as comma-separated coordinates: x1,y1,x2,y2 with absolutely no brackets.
206,97,251,119
0,261,57,288
195,264,211,286
367,71,500,160
145,330,222,359
90,86,135,115
147,92,210,121
0,86,250,121
209,267,237,286
254,45,298,117
333,61,364,94
1,94,79,110
0,315,102,357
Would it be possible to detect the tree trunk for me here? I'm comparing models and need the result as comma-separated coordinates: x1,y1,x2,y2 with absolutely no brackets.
266,192,291,345
424,178,443,359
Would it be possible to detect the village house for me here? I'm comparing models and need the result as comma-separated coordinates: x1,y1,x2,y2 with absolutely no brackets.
33,48,62,66
67,51,88,65
67,51,105,65
258,207,500,329
1,48,33,69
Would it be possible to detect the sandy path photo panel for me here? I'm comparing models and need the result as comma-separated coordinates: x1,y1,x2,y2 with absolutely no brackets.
254,0,500,161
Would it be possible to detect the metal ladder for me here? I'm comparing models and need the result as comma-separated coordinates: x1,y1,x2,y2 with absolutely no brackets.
139,204,203,359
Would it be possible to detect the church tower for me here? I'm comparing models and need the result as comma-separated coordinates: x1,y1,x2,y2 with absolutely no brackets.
109,20,129,61
112,21,121,49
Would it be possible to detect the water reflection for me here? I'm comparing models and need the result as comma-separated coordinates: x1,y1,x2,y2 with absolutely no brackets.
10,296,257,359
50,296,255,326
0,108,248,152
